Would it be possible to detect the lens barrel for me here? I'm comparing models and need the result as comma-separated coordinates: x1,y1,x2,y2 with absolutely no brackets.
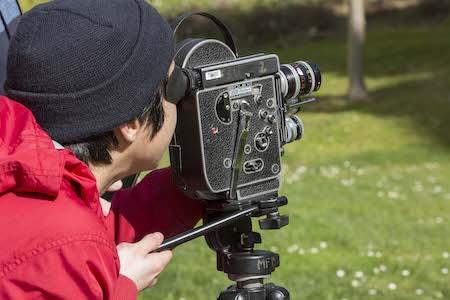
285,116,304,144
279,61,321,99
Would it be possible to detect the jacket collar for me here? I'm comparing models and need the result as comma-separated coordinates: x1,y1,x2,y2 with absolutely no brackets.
0,96,100,214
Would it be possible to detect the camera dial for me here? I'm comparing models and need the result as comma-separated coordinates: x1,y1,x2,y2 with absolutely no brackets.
254,132,270,152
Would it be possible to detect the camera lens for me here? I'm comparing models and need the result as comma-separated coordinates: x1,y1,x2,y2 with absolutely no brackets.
279,61,321,99
284,116,304,144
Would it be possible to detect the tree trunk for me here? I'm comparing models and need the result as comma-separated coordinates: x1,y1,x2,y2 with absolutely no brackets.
348,0,369,100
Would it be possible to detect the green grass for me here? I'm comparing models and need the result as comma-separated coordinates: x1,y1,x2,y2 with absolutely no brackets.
12,1,450,299
139,23,450,300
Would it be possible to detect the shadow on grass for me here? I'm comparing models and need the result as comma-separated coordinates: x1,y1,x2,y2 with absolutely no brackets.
306,74,450,148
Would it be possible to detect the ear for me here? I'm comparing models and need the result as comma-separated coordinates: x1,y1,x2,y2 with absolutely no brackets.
115,119,140,143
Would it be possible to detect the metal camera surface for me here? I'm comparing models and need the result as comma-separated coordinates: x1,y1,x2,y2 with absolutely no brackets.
162,13,323,299
169,17,321,207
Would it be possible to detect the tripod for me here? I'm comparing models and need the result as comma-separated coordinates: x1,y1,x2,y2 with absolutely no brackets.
156,196,290,299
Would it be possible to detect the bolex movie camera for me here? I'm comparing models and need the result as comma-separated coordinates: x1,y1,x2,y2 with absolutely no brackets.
156,12,322,300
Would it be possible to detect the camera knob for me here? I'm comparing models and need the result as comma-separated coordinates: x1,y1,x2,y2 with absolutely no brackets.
255,133,269,152
259,212,289,230
267,115,276,124
259,110,268,119
264,126,273,136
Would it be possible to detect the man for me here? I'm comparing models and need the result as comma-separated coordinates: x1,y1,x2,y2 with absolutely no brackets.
0,0,204,298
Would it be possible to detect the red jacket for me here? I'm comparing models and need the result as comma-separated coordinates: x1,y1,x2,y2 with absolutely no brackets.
0,97,204,299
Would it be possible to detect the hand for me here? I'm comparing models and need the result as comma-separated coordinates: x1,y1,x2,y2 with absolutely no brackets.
117,232,173,291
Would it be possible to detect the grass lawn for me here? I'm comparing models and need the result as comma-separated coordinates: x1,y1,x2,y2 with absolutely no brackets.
139,21,450,300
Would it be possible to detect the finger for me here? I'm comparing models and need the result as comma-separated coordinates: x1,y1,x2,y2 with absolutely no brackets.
147,249,173,263
136,232,164,253
107,180,123,192
116,242,131,250
145,250,173,273
149,278,158,287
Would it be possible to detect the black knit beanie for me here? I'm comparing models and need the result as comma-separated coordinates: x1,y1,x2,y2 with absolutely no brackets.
5,0,175,144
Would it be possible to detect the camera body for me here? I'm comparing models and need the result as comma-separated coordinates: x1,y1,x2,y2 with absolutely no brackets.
164,14,321,299
170,40,281,203
169,37,320,205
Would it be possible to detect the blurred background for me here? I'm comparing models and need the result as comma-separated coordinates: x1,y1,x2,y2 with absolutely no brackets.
16,0,450,299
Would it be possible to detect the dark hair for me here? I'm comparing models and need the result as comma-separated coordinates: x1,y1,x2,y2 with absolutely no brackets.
64,79,167,166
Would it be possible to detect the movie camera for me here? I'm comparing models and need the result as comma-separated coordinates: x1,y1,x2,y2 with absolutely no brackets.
159,12,322,300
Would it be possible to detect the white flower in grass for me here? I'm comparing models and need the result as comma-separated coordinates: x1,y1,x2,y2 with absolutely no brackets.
296,166,307,174
270,246,278,252
388,191,399,199
287,244,299,253
414,186,424,192
375,251,382,258
415,289,424,295
441,268,448,275
376,191,384,198
310,247,319,254
401,269,410,277
424,162,439,169
320,165,340,178
434,291,444,298
414,181,424,192
341,178,355,187
351,280,359,287
288,174,300,183
379,265,387,272
298,249,305,255
435,217,444,224
368,289,377,295
330,166,341,176
427,176,437,183
336,269,345,278
355,271,364,278
319,241,328,249
432,185,443,194
388,282,397,290
367,250,375,257
373,267,380,274
442,252,449,259
357,168,366,176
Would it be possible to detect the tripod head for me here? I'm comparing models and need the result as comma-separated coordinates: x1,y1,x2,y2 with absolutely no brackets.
204,197,291,300
153,196,291,299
